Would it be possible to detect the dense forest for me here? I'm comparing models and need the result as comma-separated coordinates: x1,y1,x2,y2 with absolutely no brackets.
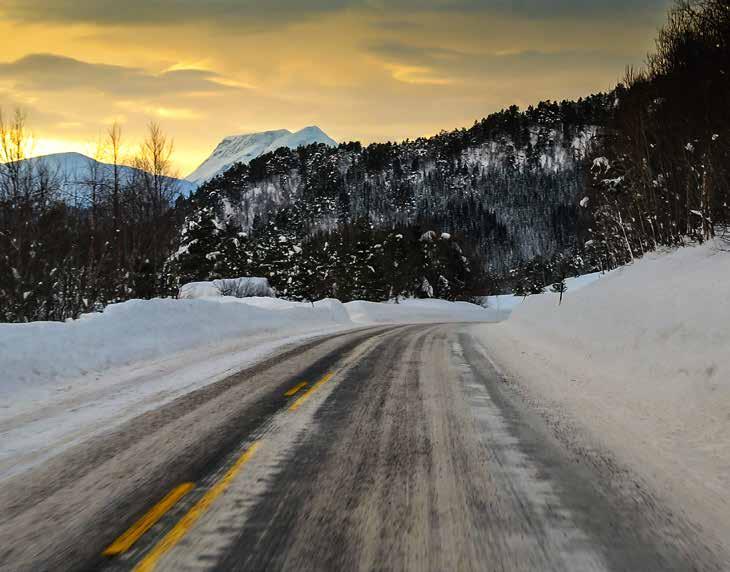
171,94,611,303
1,0,727,322
585,0,730,266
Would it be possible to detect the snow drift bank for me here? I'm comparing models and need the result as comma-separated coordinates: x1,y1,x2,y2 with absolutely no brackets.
482,271,605,319
475,240,730,553
509,243,729,394
0,296,494,395
0,298,351,396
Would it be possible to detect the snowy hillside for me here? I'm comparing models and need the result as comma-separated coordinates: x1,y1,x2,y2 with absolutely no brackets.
188,102,609,277
186,126,336,185
475,240,730,549
13,152,196,201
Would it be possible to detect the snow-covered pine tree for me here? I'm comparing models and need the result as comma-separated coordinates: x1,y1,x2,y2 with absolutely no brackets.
170,199,227,287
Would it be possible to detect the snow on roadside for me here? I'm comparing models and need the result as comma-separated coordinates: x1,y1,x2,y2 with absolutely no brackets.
0,295,491,480
0,297,352,401
346,298,497,324
473,240,730,553
0,296,494,399
483,271,606,318
0,326,352,480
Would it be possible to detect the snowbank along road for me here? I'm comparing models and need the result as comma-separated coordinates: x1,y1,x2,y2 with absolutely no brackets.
0,324,722,571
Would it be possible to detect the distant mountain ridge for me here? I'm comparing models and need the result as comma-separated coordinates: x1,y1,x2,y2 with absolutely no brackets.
8,152,197,201
186,126,336,185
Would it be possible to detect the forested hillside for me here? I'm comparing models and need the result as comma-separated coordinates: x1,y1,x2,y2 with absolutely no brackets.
172,96,611,302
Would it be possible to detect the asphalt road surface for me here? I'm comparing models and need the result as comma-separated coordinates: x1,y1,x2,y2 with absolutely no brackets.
0,324,721,571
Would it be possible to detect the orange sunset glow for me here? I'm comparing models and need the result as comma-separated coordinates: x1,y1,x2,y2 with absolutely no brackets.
0,0,669,175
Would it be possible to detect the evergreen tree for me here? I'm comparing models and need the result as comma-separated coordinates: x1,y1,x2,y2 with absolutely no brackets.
171,204,225,287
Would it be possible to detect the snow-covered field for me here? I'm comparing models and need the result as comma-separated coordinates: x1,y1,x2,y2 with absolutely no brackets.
474,240,730,553
0,296,495,480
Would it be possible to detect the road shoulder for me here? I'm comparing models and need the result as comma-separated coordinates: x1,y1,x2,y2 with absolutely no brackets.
469,323,729,568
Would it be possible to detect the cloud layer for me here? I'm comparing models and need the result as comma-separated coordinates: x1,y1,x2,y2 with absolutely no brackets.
0,0,670,172
0,0,670,25
0,54,236,96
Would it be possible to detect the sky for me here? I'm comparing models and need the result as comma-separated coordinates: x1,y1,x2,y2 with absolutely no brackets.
0,0,671,177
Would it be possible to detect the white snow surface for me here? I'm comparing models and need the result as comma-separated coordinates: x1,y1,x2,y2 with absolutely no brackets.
474,240,730,553
482,271,605,320
186,126,336,185
345,299,495,324
0,298,348,407
0,296,492,480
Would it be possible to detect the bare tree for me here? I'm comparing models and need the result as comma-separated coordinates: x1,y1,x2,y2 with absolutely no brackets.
0,108,62,320
134,122,178,215
126,122,180,298
108,122,122,212
0,108,32,202
103,121,129,293
80,135,111,274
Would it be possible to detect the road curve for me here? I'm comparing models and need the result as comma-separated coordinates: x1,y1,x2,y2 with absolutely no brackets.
0,324,721,571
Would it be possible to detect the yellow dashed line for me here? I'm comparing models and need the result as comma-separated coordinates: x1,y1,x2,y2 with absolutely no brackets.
133,441,261,572
284,382,308,397
289,372,333,412
123,372,328,568
103,482,194,557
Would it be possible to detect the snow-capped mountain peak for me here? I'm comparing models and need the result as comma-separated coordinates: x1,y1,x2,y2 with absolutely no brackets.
268,126,334,152
186,126,336,185
8,152,196,200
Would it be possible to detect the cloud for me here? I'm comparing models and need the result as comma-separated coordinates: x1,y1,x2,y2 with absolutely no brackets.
0,86,70,124
0,0,357,27
369,41,630,85
0,54,238,97
377,0,671,20
0,0,670,26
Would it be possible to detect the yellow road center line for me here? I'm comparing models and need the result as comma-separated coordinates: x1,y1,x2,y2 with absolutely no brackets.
103,482,194,557
133,441,261,572
284,382,308,397
289,372,333,412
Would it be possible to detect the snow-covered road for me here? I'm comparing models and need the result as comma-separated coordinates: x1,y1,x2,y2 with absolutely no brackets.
2,324,717,571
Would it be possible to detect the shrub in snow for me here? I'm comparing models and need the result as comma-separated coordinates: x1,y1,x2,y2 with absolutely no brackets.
420,277,434,298
179,277,275,299
550,280,568,305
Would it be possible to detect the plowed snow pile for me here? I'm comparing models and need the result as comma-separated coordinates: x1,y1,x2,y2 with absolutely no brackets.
474,239,730,553
0,297,353,395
